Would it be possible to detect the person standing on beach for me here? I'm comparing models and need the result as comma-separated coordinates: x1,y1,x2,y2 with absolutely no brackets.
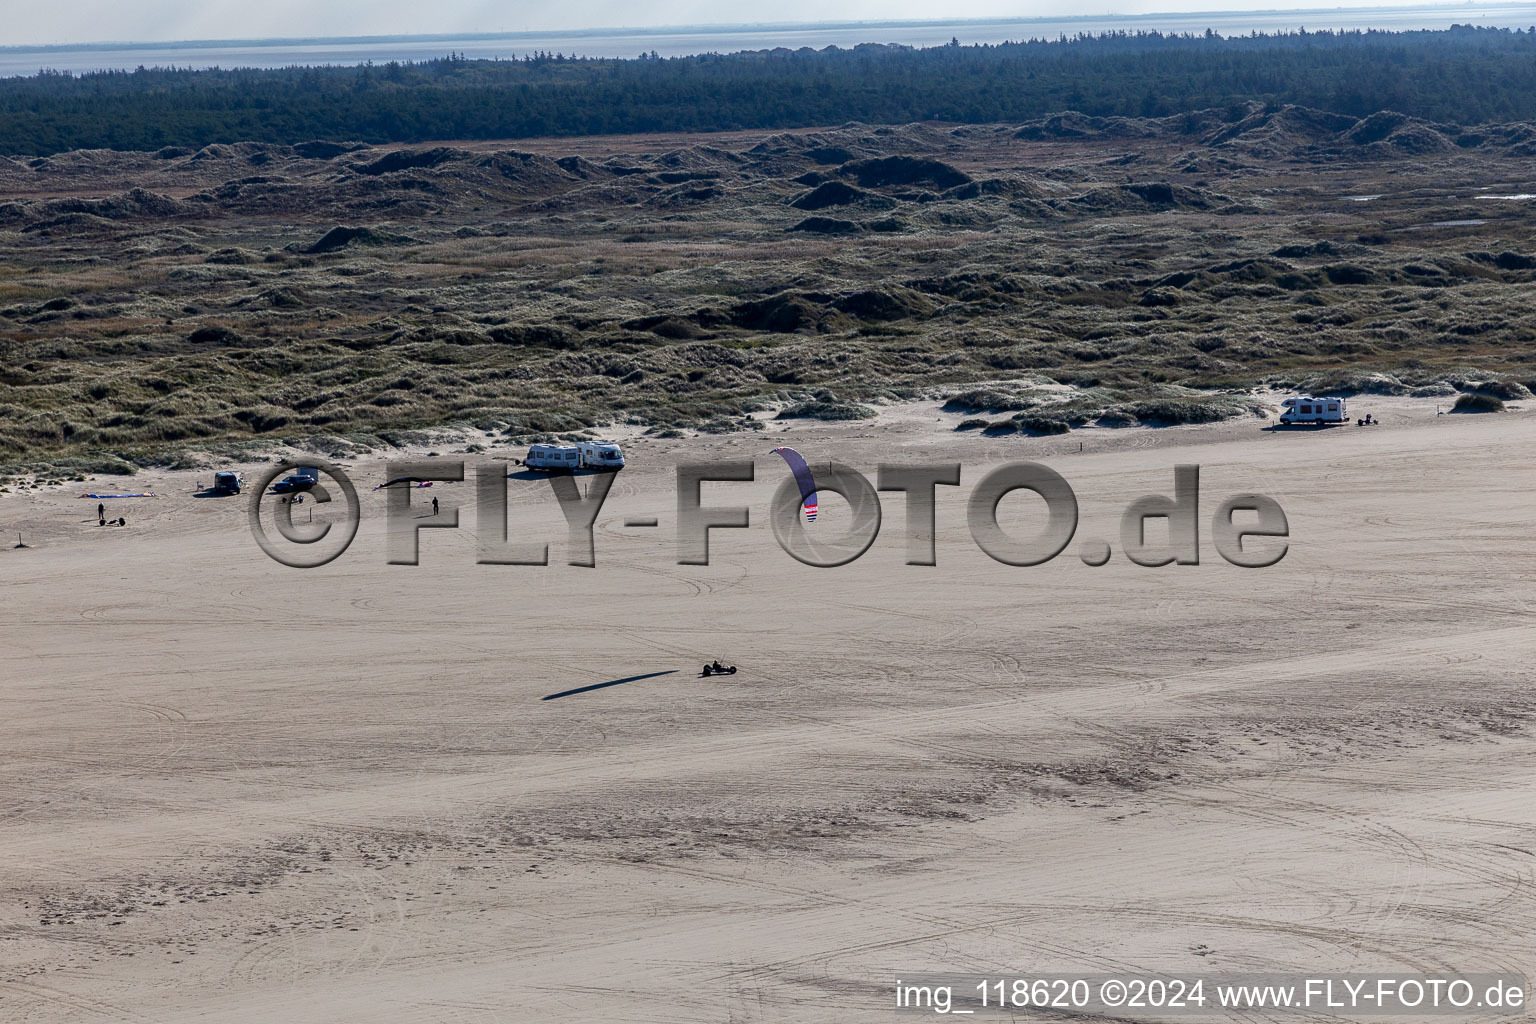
97,502,105,521
432,496,439,516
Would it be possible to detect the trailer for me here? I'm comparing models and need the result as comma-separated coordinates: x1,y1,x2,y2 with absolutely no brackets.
524,444,581,472
1278,396,1347,426
577,440,625,471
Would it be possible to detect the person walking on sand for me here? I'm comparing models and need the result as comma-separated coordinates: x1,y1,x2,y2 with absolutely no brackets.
432,496,439,516
97,502,105,521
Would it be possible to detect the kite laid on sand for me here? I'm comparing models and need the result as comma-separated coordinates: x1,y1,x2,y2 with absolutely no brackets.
373,478,435,491
770,446,818,522
80,492,155,499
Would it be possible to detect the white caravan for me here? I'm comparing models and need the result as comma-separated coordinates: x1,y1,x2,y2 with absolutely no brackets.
524,444,581,471
577,440,626,470
1278,396,1347,425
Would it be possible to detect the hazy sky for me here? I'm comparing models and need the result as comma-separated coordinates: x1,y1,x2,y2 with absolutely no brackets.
7,0,1453,46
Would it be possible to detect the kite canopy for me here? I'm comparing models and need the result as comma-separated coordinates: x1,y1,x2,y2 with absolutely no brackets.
81,492,155,499
770,447,818,521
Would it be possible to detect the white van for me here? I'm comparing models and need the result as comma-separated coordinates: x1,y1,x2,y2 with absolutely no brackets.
524,444,581,471
577,440,625,471
1279,396,1347,425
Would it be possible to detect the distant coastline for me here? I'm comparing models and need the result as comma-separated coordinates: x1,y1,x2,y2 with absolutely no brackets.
6,2,1536,75
10,4,1532,49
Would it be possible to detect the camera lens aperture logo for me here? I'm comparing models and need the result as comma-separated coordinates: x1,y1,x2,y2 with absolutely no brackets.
246,459,360,568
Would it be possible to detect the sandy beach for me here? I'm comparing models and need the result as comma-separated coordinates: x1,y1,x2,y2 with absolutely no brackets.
2,399,1534,1021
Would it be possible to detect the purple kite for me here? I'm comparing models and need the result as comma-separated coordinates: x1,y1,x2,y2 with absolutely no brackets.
770,446,818,522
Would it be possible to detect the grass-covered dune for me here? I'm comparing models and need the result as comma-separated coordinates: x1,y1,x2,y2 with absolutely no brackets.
1,109,1534,472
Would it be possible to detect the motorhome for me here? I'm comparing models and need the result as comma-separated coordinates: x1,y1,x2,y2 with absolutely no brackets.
524,444,581,472
577,440,626,471
1278,396,1347,425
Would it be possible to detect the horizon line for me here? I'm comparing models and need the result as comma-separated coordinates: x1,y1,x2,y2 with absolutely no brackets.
6,0,1535,54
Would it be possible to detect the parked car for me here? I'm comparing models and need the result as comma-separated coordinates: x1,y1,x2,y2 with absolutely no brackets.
211,471,243,494
270,467,321,493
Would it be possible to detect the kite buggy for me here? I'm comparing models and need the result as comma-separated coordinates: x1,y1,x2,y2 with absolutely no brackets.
702,660,737,677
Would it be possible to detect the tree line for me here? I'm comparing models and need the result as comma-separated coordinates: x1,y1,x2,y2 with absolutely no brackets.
3,25,1536,155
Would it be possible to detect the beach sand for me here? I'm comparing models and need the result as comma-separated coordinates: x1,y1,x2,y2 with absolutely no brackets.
2,398,1533,1021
